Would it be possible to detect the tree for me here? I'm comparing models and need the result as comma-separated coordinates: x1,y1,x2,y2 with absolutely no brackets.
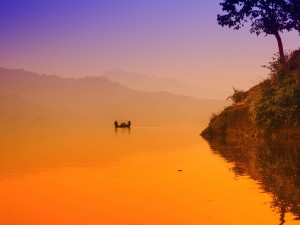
217,0,300,65
289,0,300,34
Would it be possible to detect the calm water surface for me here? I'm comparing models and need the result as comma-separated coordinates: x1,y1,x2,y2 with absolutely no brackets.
0,125,299,225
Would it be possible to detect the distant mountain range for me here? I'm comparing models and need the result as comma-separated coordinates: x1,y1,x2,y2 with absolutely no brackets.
103,69,229,99
0,67,228,127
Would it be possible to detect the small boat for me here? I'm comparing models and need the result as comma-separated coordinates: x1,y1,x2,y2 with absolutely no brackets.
114,121,131,128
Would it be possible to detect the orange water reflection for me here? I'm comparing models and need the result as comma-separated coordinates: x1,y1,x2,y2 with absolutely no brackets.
0,125,293,225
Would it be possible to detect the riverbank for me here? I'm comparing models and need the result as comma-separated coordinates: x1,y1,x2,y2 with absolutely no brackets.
201,49,300,140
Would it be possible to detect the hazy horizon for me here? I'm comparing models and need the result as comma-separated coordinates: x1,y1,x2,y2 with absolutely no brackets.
1,0,299,93
0,67,229,128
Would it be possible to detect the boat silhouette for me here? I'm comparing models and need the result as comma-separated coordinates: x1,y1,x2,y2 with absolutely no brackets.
114,121,131,128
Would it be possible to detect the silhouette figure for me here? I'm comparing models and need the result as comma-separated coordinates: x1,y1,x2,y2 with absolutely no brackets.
114,120,131,128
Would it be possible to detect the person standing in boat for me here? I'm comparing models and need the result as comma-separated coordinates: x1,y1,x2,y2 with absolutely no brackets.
127,121,131,127
114,121,119,128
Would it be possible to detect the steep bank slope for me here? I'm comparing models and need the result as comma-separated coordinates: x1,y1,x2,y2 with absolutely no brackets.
201,49,300,139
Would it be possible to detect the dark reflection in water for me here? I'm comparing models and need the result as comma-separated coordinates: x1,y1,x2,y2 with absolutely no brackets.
114,127,131,135
203,136,300,224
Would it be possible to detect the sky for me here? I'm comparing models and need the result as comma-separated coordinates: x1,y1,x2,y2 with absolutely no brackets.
0,0,299,91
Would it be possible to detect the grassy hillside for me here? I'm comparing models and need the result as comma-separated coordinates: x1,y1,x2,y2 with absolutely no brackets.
201,49,300,139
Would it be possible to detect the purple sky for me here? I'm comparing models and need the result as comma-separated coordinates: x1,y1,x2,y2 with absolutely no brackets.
1,0,299,91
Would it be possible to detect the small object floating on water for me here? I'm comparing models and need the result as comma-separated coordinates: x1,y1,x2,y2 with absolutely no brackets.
177,169,182,172
114,120,131,128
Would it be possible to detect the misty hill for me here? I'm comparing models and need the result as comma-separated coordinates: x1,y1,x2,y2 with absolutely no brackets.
0,67,228,127
103,69,228,99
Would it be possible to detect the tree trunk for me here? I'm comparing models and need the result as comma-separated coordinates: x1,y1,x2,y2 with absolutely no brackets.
274,31,286,65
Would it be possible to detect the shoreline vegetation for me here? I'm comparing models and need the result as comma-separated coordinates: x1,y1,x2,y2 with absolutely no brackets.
201,49,300,140
205,0,300,140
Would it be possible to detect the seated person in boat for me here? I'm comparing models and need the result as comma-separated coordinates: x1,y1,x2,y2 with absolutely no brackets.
114,120,131,128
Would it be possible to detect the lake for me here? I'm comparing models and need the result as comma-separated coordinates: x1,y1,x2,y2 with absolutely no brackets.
0,125,299,225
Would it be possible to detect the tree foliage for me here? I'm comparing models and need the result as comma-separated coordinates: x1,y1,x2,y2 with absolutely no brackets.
217,0,300,64
217,0,299,35
289,0,300,34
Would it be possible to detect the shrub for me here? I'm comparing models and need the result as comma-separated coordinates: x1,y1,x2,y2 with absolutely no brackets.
207,110,228,135
253,51,300,131
227,87,247,103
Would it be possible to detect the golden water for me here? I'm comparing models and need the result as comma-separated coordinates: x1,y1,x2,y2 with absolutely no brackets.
0,125,299,225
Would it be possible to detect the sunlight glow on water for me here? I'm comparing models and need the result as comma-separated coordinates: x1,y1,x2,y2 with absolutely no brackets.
0,125,298,225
